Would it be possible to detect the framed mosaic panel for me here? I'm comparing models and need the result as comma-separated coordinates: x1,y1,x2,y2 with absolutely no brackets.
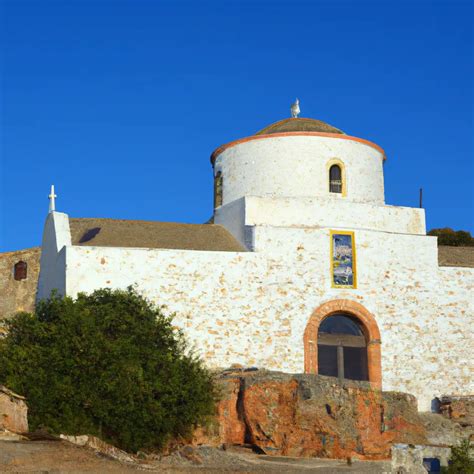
330,231,357,289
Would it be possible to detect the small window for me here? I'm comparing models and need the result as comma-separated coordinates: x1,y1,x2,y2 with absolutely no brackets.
329,165,342,193
14,261,27,281
214,171,223,208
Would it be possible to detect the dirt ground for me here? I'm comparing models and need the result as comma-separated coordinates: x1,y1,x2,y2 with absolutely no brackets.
0,440,392,473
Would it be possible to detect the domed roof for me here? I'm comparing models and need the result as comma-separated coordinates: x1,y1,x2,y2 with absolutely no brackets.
255,117,344,136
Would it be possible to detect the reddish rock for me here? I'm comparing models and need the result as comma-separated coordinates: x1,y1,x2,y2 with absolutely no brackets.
193,370,427,460
438,395,474,427
192,376,246,446
0,385,28,434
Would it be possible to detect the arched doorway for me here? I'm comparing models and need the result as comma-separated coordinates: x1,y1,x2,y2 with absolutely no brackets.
318,313,368,381
303,299,382,389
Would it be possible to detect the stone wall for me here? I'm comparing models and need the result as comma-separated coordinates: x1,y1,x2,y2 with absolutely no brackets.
0,247,40,321
391,444,451,474
56,223,473,411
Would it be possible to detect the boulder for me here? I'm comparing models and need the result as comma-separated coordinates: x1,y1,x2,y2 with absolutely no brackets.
438,395,474,428
0,385,28,434
194,370,427,460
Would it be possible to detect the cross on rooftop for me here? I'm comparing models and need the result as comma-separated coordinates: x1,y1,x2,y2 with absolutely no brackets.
48,185,57,213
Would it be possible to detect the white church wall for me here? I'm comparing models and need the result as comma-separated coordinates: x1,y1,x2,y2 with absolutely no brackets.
435,266,474,382
61,228,473,412
214,197,254,249
214,135,385,206
242,196,426,235
36,212,71,301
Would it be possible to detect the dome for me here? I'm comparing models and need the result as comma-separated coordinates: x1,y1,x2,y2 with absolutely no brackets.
255,117,344,136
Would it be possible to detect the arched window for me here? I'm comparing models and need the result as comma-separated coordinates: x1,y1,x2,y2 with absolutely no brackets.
13,261,27,281
214,171,223,209
304,300,382,388
317,313,368,381
329,165,342,193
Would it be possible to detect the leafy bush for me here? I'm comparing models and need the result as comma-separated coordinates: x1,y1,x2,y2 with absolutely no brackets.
0,288,216,452
442,439,474,473
428,228,474,246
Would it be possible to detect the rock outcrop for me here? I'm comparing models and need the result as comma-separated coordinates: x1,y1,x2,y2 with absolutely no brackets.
194,370,427,460
0,385,28,435
438,395,474,428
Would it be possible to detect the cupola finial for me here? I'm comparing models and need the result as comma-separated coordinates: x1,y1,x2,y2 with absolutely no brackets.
290,98,300,118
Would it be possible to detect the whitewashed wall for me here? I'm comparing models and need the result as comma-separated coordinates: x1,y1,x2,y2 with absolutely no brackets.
213,198,254,250
37,212,70,300
215,196,426,246
214,135,385,205
55,225,473,412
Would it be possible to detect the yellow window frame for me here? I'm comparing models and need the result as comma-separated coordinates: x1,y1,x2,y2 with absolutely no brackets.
326,159,347,197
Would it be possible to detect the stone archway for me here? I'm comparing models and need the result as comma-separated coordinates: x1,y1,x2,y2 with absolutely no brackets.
303,299,382,389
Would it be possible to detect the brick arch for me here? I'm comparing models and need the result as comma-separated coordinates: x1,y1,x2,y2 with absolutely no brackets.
303,299,382,389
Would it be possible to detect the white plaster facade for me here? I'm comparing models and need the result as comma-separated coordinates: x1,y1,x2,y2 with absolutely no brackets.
213,135,385,205
37,122,474,411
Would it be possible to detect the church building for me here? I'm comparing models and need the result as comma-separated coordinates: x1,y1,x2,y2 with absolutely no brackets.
4,112,474,411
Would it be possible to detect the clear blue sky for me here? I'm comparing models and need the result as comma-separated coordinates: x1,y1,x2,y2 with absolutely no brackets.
1,0,472,252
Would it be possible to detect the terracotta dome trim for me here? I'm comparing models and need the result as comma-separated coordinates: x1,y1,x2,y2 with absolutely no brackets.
210,132,386,164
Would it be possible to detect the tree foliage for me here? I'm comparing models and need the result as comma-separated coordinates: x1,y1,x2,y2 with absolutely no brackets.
428,228,474,247
0,288,216,452
443,439,474,473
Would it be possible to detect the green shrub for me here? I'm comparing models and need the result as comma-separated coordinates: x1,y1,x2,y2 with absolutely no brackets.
428,228,474,246
0,288,216,452
442,439,474,473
